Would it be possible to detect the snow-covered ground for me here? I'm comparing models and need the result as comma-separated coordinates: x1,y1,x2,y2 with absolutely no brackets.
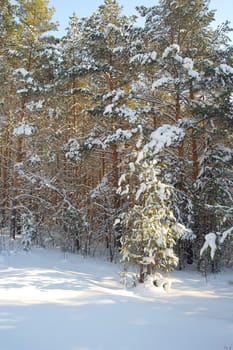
0,247,232,350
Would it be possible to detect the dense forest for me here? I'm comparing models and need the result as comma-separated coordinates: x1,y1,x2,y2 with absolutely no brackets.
0,0,233,280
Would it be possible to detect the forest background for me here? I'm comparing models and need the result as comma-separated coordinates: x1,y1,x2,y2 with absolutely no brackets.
0,0,233,281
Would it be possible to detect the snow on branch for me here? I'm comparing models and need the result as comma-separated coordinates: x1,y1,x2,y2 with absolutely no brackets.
162,44,180,59
104,23,122,38
26,100,44,111
103,88,125,102
201,227,233,259
14,68,30,77
130,51,157,65
216,63,233,75
17,165,79,213
161,45,199,79
137,124,185,162
200,232,217,260
103,105,140,124
104,128,138,145
219,227,233,244
65,128,139,161
65,138,81,161
13,122,37,136
152,76,174,89
90,176,109,199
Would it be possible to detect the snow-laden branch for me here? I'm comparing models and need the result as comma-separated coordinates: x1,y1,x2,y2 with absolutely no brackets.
13,121,37,136
136,124,185,163
16,165,80,213
65,127,139,161
200,233,217,260
200,227,233,259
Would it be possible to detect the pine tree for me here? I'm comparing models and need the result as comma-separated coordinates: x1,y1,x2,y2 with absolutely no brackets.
128,0,233,269
0,0,57,238
0,0,18,50
63,0,139,259
118,125,188,282
193,59,233,272
136,0,216,53
134,0,217,178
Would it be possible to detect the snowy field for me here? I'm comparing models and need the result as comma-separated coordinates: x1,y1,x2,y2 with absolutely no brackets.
0,247,232,350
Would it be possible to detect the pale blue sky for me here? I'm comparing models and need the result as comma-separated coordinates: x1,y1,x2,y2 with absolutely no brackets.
49,0,233,40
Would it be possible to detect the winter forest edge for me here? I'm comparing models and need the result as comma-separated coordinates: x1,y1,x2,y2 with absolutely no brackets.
0,0,233,283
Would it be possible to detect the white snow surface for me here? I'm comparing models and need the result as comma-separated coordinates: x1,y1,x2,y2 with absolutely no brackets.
0,247,232,350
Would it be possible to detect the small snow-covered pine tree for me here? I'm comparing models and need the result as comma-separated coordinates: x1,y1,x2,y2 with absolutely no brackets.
118,126,188,282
